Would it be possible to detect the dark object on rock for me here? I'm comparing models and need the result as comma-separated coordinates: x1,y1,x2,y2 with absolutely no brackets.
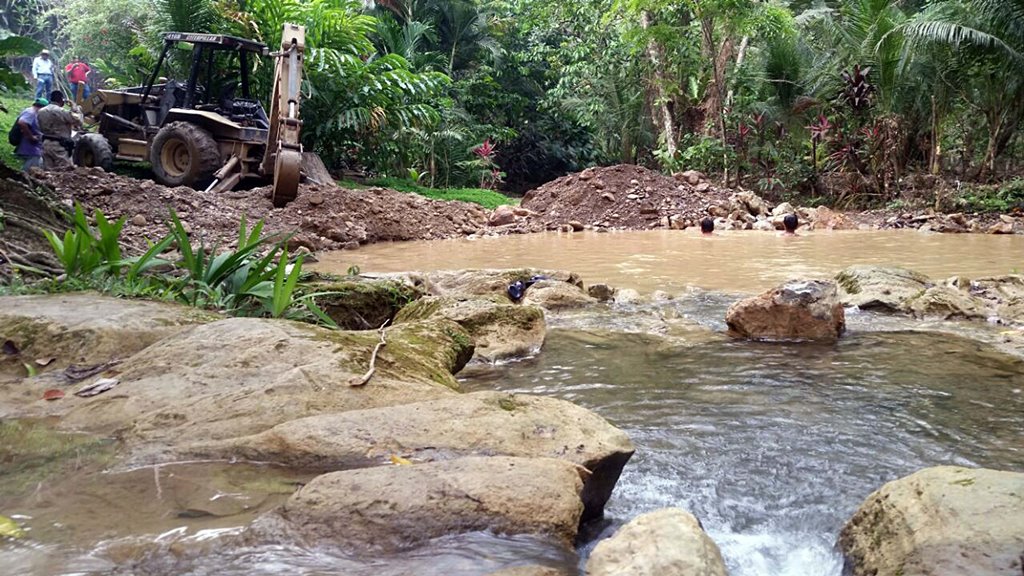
507,280,527,301
506,275,549,302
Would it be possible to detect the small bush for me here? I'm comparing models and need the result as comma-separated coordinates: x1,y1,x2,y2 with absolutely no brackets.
27,204,335,323
956,179,1024,213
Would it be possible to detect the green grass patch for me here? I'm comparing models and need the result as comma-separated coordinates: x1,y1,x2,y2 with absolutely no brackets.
362,177,516,209
338,178,371,190
0,95,33,170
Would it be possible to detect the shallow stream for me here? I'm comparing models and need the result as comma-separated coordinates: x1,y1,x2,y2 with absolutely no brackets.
3,229,1023,575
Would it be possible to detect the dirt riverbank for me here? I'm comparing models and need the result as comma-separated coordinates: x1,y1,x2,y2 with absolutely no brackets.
1,164,1019,265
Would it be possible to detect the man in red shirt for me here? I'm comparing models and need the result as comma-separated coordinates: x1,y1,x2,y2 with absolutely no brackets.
65,56,91,100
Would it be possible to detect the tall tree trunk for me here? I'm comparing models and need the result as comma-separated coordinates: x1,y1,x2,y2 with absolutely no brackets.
978,109,1005,181
930,95,941,175
640,11,677,162
699,16,730,141
725,35,749,107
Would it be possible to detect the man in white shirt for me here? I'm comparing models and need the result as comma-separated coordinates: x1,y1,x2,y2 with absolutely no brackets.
32,49,55,100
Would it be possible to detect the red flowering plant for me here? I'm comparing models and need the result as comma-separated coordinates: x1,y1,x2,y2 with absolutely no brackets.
469,138,505,190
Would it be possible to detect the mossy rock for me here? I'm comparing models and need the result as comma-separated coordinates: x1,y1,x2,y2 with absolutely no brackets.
302,279,423,330
396,295,545,362
0,293,216,381
56,317,472,462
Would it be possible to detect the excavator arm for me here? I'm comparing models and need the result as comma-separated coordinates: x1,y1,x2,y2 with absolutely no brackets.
261,23,305,207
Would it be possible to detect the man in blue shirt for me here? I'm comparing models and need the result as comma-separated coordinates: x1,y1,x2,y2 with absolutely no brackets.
16,98,47,172
32,49,56,100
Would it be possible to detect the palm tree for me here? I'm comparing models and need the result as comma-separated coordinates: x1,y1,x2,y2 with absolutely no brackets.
901,0,1024,178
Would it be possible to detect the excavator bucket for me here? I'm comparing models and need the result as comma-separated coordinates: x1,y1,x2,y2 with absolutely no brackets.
273,149,302,206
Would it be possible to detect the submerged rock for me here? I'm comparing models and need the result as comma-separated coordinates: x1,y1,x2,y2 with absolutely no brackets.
725,279,845,342
587,283,616,302
396,295,546,362
835,265,931,311
522,279,597,310
183,391,634,522
255,456,585,551
840,466,1024,576
612,288,642,305
585,508,727,576
488,567,567,576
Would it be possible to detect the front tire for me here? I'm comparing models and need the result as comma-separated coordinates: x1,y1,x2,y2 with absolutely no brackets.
73,133,113,171
150,122,221,188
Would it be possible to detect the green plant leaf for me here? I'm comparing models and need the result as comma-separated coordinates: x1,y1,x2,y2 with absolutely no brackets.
0,515,26,539
0,36,44,57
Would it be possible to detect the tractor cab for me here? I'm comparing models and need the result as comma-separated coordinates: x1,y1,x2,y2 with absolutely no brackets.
74,23,309,206
143,32,272,130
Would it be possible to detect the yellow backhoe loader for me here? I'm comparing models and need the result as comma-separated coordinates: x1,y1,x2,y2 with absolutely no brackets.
72,24,328,207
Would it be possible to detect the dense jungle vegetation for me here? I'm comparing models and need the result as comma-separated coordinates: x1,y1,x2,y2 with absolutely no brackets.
3,0,1024,209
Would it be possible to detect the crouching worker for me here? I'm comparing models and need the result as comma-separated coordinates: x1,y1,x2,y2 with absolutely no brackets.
38,90,81,170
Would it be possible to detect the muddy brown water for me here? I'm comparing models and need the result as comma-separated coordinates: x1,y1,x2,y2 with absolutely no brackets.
3,229,1024,575
315,229,1024,293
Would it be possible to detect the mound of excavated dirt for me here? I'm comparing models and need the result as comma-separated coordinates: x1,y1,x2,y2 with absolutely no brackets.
32,168,507,253
521,164,733,230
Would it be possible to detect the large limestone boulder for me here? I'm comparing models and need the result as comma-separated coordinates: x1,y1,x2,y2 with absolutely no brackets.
183,391,634,522
586,508,727,576
726,279,845,342
522,279,597,310
810,206,856,230
489,205,517,226
835,265,931,311
256,456,585,551
840,466,1024,576
0,293,213,380
971,275,1024,323
57,317,473,458
905,283,988,320
728,190,771,217
396,295,546,362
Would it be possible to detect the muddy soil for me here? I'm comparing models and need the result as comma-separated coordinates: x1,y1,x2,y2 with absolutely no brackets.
29,168,515,253
521,164,734,230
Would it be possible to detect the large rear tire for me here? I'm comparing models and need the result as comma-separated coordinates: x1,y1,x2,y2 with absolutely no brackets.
73,134,113,171
150,122,221,188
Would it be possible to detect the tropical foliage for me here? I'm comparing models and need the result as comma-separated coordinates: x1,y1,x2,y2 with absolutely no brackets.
30,203,335,322
9,0,1024,202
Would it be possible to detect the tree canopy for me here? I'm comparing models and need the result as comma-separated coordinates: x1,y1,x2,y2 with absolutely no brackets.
5,0,1024,204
